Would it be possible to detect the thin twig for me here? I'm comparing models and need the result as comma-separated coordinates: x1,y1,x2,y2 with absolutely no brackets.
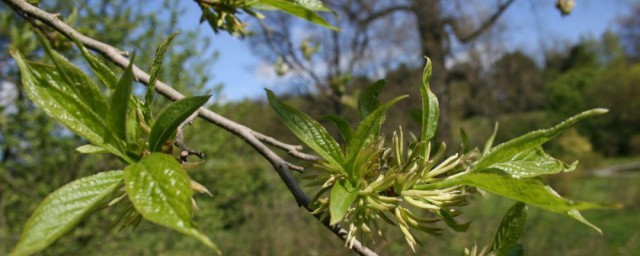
446,0,516,43
175,112,205,161
2,0,377,255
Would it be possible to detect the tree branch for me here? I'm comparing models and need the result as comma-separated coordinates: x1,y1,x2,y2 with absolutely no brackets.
2,0,376,255
446,0,516,43
255,20,331,97
358,5,413,26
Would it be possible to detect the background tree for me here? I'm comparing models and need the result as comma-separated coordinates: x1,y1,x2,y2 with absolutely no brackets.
618,3,640,60
250,0,517,143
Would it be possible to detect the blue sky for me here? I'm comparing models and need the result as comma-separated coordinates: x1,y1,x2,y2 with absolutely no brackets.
180,1,630,101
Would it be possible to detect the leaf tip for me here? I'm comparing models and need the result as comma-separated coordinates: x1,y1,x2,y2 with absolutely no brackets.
567,209,603,235
422,56,432,85
593,108,609,114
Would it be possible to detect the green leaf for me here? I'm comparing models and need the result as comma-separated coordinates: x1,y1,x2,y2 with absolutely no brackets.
329,179,359,225
11,52,126,161
436,209,470,232
148,95,210,152
322,114,354,144
451,171,608,233
476,109,608,170
460,127,469,153
291,0,332,11
254,0,339,30
37,32,108,117
124,153,220,254
72,37,118,89
488,147,577,178
420,57,439,142
357,79,385,121
483,122,499,155
266,89,344,168
11,171,123,256
348,95,408,160
144,32,179,123
107,53,135,143
126,103,143,145
76,144,109,154
490,202,527,256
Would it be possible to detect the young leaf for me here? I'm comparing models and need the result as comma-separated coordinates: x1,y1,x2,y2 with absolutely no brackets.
36,32,108,117
329,179,359,225
291,0,332,11
76,144,109,154
126,105,143,144
253,0,339,30
144,32,179,123
450,171,610,233
436,209,471,232
11,171,123,256
357,79,385,121
348,95,408,160
460,127,470,153
490,202,527,256
420,57,439,142
107,53,135,143
475,109,608,171
483,122,499,155
124,153,220,254
266,89,344,168
10,52,126,161
148,95,210,152
71,37,118,89
487,147,577,178
321,114,355,144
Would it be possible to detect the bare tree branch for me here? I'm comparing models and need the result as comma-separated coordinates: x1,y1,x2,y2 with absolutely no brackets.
446,0,516,43
358,5,413,26
2,0,377,255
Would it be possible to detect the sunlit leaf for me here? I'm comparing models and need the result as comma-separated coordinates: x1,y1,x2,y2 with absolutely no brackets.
72,37,117,89
267,89,344,168
483,122,499,155
253,0,339,30
126,105,143,145
148,95,210,152
291,0,332,11
490,202,527,256
348,95,408,161
329,179,359,225
11,51,126,161
107,53,135,144
75,144,109,154
37,32,108,116
11,171,123,256
124,153,220,254
144,32,179,123
450,171,609,233
488,147,577,178
475,109,608,170
420,57,439,142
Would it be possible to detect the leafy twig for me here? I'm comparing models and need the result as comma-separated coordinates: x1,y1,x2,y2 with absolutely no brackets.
2,0,377,255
